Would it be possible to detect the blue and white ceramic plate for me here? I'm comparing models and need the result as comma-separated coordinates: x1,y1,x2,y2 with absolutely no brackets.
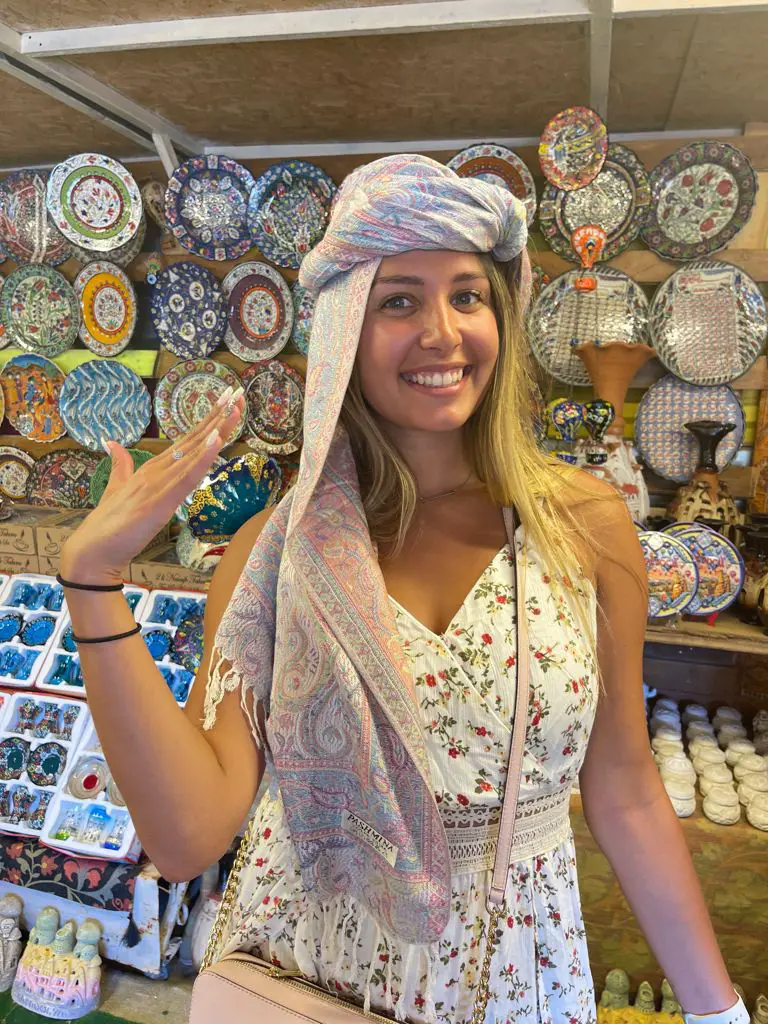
676,525,744,616
638,530,698,620
290,283,314,356
59,359,151,451
634,375,744,483
166,156,256,262
150,262,227,359
247,161,337,269
0,613,22,642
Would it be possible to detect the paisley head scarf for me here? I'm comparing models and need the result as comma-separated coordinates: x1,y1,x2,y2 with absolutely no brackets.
205,155,530,946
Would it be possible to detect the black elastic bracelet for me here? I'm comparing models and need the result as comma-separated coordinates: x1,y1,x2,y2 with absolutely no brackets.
72,624,142,646
56,574,123,593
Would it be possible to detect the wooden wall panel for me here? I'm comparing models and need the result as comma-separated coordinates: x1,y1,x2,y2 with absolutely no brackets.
0,75,150,165
0,0,446,33
73,23,589,144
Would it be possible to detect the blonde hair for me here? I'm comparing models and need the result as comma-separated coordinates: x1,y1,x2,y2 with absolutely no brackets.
340,252,607,585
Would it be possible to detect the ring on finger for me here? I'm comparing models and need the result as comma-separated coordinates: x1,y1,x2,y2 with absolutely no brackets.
171,449,184,461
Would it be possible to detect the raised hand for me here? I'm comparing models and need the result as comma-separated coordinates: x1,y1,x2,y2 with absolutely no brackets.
59,388,245,585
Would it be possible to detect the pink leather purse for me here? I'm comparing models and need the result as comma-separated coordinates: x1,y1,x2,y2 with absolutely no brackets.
191,509,529,1024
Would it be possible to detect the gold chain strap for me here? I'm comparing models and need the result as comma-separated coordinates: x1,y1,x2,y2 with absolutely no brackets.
469,902,505,1024
200,815,259,972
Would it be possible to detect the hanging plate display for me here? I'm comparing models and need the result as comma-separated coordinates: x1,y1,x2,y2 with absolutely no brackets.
59,360,151,452
447,144,537,226
69,215,147,269
150,262,226,359
74,260,137,357
0,353,66,443
0,170,71,266
529,267,650,385
676,525,744,616
649,259,767,386
47,153,142,253
166,155,256,261
154,358,243,443
222,261,293,362
638,531,698,620
539,144,651,262
290,283,314,357
634,376,744,483
25,449,102,508
0,265,79,358
641,142,757,261
538,107,608,191
242,359,305,455
0,446,36,502
247,160,337,269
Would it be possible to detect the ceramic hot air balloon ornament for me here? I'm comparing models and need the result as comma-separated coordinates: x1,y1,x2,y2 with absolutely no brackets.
583,399,615,466
547,397,585,464
572,225,606,291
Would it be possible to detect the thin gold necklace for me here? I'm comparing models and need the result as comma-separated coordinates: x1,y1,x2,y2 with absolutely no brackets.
418,471,474,504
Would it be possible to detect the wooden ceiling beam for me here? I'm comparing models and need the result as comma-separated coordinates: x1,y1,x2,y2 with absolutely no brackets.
20,1,591,57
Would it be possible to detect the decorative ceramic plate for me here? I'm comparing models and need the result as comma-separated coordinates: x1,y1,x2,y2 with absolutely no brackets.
59,360,151,451
47,153,142,252
539,144,651,262
634,376,744,483
0,170,71,266
74,260,137,357
0,446,35,501
166,155,256,261
447,144,537,226
0,353,66,442
89,448,153,506
247,161,337,269
662,521,714,538
222,261,294,361
0,266,79,358
638,530,698,619
150,262,227,359
25,449,102,508
676,525,744,616
69,215,147,269
154,358,243,443
641,142,757,260
290,283,314,356
242,359,305,455
538,107,608,191
529,267,650,385
649,259,767,386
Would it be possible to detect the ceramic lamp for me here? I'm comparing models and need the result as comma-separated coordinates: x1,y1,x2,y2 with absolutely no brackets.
667,420,742,530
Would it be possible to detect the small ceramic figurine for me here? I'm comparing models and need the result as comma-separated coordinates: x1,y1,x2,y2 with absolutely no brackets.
660,978,681,1016
634,980,656,1013
0,894,23,992
600,968,631,1009
13,910,103,1019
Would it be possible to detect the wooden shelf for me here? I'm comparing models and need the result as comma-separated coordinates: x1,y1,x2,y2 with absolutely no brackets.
531,247,768,285
645,611,768,655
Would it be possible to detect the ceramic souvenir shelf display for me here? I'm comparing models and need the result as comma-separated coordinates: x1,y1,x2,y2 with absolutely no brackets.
641,141,757,261
59,360,151,452
667,420,742,534
0,691,89,840
38,585,149,698
247,160,337,269
529,266,650,387
539,143,651,262
222,261,294,362
634,376,745,484
650,260,767,387
538,106,608,191
41,718,141,863
138,589,206,706
447,143,537,226
165,155,256,262
0,170,71,266
0,575,66,688
638,531,698,622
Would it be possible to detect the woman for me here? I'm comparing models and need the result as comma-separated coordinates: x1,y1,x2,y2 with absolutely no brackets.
59,156,746,1024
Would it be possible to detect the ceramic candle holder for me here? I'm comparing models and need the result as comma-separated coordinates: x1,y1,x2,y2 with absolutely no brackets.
688,735,719,754
703,783,740,824
686,722,716,740
655,698,679,714
713,707,743,729
725,739,756,767
718,724,748,747
746,791,768,830
664,779,696,817
738,773,768,806
699,764,734,795
682,704,709,726
733,754,768,782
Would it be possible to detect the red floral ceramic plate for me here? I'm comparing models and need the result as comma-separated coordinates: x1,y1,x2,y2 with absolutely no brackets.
538,107,608,191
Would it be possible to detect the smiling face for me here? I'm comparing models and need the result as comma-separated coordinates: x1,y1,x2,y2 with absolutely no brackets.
356,250,500,436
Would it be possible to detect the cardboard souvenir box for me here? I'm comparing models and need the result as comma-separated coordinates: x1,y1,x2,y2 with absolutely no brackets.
130,542,211,591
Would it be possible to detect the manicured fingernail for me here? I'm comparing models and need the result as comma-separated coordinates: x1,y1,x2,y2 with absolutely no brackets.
206,429,219,447
215,386,234,408
230,386,244,402
102,439,114,455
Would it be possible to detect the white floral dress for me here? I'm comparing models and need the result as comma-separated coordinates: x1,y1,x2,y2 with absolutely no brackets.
219,535,599,1024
